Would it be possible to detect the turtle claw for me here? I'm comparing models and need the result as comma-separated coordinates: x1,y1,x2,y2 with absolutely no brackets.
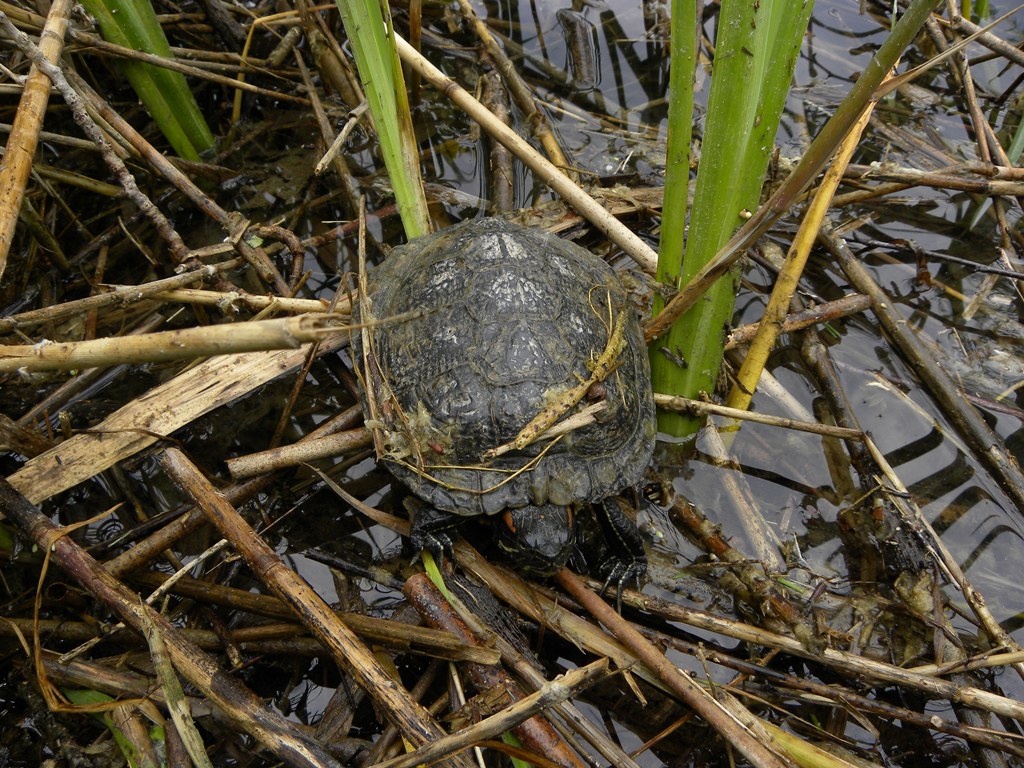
415,530,455,565
598,557,645,612
408,500,460,567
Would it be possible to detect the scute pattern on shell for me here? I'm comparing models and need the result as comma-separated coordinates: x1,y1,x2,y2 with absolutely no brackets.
365,217,655,517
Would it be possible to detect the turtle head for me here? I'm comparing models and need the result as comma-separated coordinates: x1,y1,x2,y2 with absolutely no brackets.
497,504,576,576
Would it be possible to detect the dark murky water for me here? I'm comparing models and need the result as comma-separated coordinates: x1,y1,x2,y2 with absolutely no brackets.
247,0,1024,758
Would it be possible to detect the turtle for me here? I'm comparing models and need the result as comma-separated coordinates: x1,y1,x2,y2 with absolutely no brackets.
358,217,656,583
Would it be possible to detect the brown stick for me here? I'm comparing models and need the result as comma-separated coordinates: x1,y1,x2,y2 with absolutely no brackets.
653,395,865,440
841,163,1024,194
404,572,587,768
2,613,497,665
554,569,794,768
69,32,308,103
949,15,1024,71
0,478,341,768
726,292,873,347
160,448,475,768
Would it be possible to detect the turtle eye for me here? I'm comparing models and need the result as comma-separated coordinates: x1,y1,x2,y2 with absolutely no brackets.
502,509,517,533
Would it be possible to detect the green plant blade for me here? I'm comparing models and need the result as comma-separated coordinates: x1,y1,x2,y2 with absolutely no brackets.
80,0,214,160
337,0,431,239
653,0,695,309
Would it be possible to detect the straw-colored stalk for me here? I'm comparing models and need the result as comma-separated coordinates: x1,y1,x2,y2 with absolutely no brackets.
0,0,75,281
726,77,883,412
226,428,373,479
0,316,344,373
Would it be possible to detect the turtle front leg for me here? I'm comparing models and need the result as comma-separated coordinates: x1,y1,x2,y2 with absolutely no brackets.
408,501,462,564
595,496,647,608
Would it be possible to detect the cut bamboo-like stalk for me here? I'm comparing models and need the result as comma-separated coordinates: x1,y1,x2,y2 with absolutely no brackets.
0,0,75,279
0,316,346,373
149,288,334,314
226,428,372,479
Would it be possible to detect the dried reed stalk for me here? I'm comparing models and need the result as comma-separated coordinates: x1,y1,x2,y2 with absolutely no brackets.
226,427,372,479
0,316,346,372
7,339,344,505
0,0,75,278
161,448,477,768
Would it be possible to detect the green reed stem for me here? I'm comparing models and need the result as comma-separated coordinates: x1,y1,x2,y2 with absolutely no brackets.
651,0,813,436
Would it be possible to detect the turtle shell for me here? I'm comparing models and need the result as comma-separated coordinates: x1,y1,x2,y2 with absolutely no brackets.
362,217,655,517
